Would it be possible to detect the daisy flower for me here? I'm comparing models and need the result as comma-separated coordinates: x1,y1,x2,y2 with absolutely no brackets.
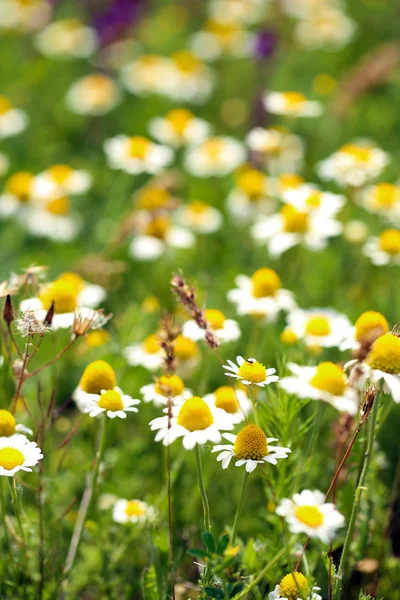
84,387,140,419
269,573,322,600
140,374,192,407
0,95,28,140
209,0,267,25
112,498,156,524
225,166,274,222
227,268,296,322
182,309,241,344
124,334,165,372
148,108,210,147
0,409,32,438
340,310,389,352
203,386,252,421
31,164,92,201
282,183,345,217
246,127,304,175
318,142,389,187
279,362,359,415
223,356,279,387
276,489,345,543
0,0,51,32
149,396,235,449
35,18,98,59
294,7,356,50
104,135,173,175
175,201,223,234
358,182,400,223
251,205,342,257
72,360,117,412
184,136,245,177
212,424,291,472
174,335,201,375
190,19,252,61
165,50,214,104
0,171,34,218
121,54,175,97
23,197,80,242
264,91,323,118
0,435,43,477
285,308,353,349
129,214,195,261
66,74,120,116
363,228,400,266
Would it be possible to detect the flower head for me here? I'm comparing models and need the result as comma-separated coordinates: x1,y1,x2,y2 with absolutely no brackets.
85,387,140,419
0,410,32,437
269,572,322,600
0,435,43,477
112,498,157,524
223,356,279,387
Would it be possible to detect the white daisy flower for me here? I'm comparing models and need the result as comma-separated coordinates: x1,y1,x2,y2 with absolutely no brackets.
264,91,323,118
84,387,140,419
294,6,356,50
282,184,345,217
31,164,92,201
149,396,235,449
269,573,322,600
225,167,275,222
66,74,121,116
0,0,51,32
175,201,223,234
149,108,210,147
203,386,252,422
0,95,28,140
72,360,117,412
209,0,268,25
0,171,34,218
358,183,400,223
285,308,353,349
23,203,80,242
182,309,241,344
227,268,296,322
276,489,345,543
124,334,165,372
112,498,156,524
185,136,245,177
246,127,304,175
223,356,279,387
363,228,400,266
104,135,173,175
212,424,291,472
35,19,98,59
190,20,252,61
165,50,215,104
340,310,389,352
129,214,195,261
121,54,175,97
0,409,32,438
0,435,43,477
279,362,359,415
318,142,389,188
140,374,192,407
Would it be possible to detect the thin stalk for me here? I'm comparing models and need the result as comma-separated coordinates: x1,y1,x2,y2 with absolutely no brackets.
11,334,31,414
166,397,176,600
233,546,287,599
26,335,78,379
194,445,211,533
6,323,22,360
91,416,108,501
231,470,249,545
249,386,260,427
333,392,381,600
9,478,24,543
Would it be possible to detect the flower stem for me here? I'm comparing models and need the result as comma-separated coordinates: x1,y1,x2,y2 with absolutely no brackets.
249,387,260,426
9,478,24,543
333,391,381,600
194,445,211,533
91,416,108,501
233,546,287,599
231,470,249,545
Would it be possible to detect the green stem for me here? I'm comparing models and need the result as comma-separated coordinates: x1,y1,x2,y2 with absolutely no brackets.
231,470,249,545
91,416,108,502
194,445,211,533
9,478,24,543
249,387,260,427
233,546,287,599
333,391,381,600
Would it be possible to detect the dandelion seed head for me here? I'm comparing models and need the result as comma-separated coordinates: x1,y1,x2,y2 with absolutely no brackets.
16,310,48,336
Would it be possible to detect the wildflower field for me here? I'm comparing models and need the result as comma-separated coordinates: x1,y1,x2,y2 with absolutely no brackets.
1,0,400,598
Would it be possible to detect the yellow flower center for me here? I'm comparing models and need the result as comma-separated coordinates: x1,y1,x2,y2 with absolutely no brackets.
205,309,225,330
295,505,324,528
305,316,331,337
378,229,400,255
278,173,304,192
309,362,346,396
38,280,78,313
47,164,73,184
0,448,25,471
206,19,238,42
0,410,16,437
251,267,282,298
136,186,170,210
214,386,239,413
143,335,161,354
177,396,214,431
98,390,123,411
124,500,146,518
145,216,170,239
366,333,400,374
80,360,117,394
283,91,307,107
155,375,185,398
83,75,115,106
165,108,193,134
0,95,12,115
234,424,268,460
172,50,202,73
128,136,151,159
46,196,70,215
373,183,398,207
236,169,266,198
280,329,298,345
279,573,310,600
281,205,308,233
174,335,198,360
86,330,111,348
5,171,33,201
57,272,85,293
354,311,389,343
188,201,208,216
305,191,322,207
202,137,224,163
142,296,160,313
341,143,372,162
237,359,266,384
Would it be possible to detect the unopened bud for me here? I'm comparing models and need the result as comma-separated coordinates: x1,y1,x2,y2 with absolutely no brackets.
3,294,14,325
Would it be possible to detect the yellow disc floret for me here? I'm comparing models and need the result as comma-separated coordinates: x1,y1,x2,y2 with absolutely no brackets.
0,95,12,115
366,333,400,374
155,375,185,398
237,359,266,384
305,316,331,337
279,572,310,600
234,424,268,460
251,267,281,298
354,311,389,343
38,280,79,313
46,196,70,215
295,505,324,528
166,108,193,134
0,410,16,437
98,390,123,411
48,164,73,183
125,500,146,518
214,386,239,413
0,448,25,471
136,186,170,210
128,136,151,159
174,335,198,360
373,183,398,208
143,335,161,354
177,396,214,431
57,272,85,293
284,91,306,107
281,205,308,233
378,229,400,255
80,360,116,394
86,330,111,348
310,362,346,396
5,171,34,201
341,144,372,163
236,168,266,198
281,329,298,345
205,309,225,330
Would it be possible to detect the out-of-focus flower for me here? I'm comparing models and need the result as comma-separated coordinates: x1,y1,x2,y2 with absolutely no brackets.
73,307,112,337
0,95,28,140
0,0,51,32
121,54,174,97
269,573,322,600
358,183,400,223
149,109,210,147
276,489,345,542
0,435,43,477
208,0,269,25
264,91,323,118
204,386,252,421
166,50,215,104
66,74,121,116
73,360,117,412
84,387,140,419
129,214,195,261
175,201,223,234
113,498,156,524
104,135,173,175
31,164,92,201
285,308,353,349
190,19,252,61
318,142,389,187
124,334,164,372
343,220,369,244
294,7,356,50
0,410,32,438
253,29,278,59
282,183,345,216
340,310,389,352
223,356,279,387
185,136,245,177
228,268,296,322
140,375,192,407
174,335,200,374
24,196,80,242
364,228,400,265
246,127,304,174
182,308,241,344
35,19,98,59
225,166,274,222
0,171,34,218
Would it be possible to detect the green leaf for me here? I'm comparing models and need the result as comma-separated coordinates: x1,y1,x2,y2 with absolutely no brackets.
142,565,158,600
217,534,230,554
229,582,245,596
202,531,216,553
204,587,225,599
187,548,211,559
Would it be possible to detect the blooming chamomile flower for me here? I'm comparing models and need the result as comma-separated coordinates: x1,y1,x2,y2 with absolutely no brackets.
209,0,267,25
0,409,32,438
84,387,140,419
149,395,235,449
223,356,279,387
228,268,295,322
185,136,245,177
358,183,400,223
269,573,322,600
121,54,174,97
282,183,345,217
72,360,117,412
124,334,164,372
35,19,98,59
66,74,121,116
140,374,192,407
246,127,304,175
276,490,345,543
264,91,322,118
212,424,291,472
0,0,51,32
24,196,80,241
279,362,359,415
294,6,356,50
182,309,241,344
149,108,210,147
129,214,195,261
225,166,274,222
190,19,252,61
0,171,34,218
166,50,214,104
104,135,173,175
204,386,252,421
340,310,389,351
0,95,28,140
112,498,156,524
31,164,92,201
364,228,400,266
0,435,43,477
174,334,201,375
175,201,223,234
285,308,353,349
318,142,389,187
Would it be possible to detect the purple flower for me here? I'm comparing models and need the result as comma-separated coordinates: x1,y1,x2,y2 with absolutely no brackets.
253,29,278,60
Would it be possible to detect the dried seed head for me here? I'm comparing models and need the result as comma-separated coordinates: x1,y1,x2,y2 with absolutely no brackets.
73,308,112,337
16,310,48,337
361,385,376,422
